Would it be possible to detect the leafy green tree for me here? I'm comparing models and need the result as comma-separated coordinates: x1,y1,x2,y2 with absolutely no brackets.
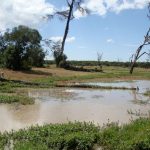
2,25,45,70
0,32,6,66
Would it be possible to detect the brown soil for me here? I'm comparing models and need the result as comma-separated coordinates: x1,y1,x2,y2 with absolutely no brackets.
0,66,93,81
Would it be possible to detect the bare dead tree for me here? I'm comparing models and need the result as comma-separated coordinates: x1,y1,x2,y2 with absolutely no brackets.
56,0,89,56
97,52,103,70
45,0,89,67
129,3,150,74
58,0,75,56
43,0,88,67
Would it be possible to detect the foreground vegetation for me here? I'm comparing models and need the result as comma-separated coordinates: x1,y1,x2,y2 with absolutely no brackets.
0,118,150,150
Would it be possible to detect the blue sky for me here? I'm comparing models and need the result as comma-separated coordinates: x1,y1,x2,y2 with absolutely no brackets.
41,0,150,61
0,0,150,61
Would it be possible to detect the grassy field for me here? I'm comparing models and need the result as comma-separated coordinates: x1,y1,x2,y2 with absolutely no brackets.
0,65,150,84
0,118,150,150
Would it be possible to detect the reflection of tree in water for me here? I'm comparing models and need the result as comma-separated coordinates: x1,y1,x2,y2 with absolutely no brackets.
127,109,150,117
131,89,138,101
128,89,150,118
130,89,150,105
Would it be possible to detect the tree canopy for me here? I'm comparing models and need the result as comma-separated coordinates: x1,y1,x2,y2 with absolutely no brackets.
0,25,45,70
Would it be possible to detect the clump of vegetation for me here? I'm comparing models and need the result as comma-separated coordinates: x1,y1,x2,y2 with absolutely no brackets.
100,118,150,150
127,109,150,117
0,81,30,93
1,122,100,150
0,25,45,70
64,65,103,72
144,90,150,96
0,81,36,104
45,60,150,69
0,118,150,150
0,84,14,93
0,95,34,105
56,83,136,90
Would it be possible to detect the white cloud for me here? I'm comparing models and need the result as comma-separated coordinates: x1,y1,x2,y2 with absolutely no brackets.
50,36,75,43
85,0,107,16
0,0,149,29
74,9,87,19
107,38,114,43
80,0,149,17
66,37,76,42
0,0,54,30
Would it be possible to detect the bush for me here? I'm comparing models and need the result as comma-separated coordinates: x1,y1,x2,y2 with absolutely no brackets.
0,25,45,70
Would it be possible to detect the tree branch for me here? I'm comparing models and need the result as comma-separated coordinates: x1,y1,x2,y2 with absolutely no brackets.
137,52,150,60
129,27,150,74
66,0,71,7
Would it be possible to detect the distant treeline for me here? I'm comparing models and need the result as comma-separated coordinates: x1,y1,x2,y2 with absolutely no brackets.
45,60,150,68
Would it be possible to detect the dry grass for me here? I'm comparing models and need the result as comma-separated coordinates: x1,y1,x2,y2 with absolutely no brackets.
0,65,96,81
0,65,150,82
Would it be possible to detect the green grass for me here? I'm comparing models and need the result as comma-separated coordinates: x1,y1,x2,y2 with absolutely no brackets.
1,122,100,150
0,118,150,150
100,118,150,150
0,83,15,93
0,95,34,105
144,91,150,96
34,67,150,85
0,81,29,93
0,81,35,104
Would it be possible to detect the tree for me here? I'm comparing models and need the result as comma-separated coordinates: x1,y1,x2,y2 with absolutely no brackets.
129,28,150,74
2,25,45,70
0,31,7,65
45,0,89,67
129,3,150,74
97,52,103,70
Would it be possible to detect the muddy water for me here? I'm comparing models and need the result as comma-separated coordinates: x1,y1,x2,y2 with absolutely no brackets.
0,80,150,132
86,80,150,93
